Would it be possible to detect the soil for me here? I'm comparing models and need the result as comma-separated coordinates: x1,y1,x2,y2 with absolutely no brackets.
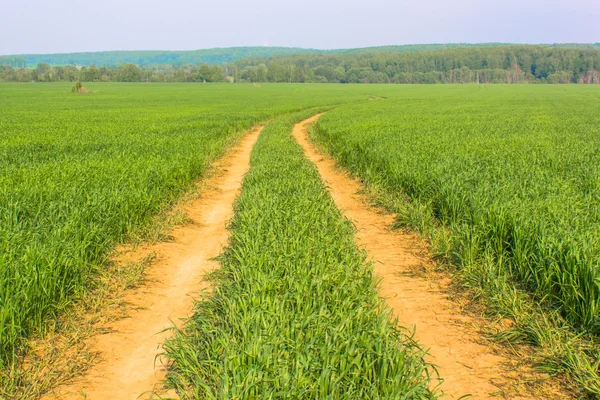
292,115,534,399
42,126,263,400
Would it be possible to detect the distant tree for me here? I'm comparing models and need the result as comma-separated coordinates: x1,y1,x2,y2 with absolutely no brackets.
291,65,306,82
209,65,225,82
251,64,268,82
16,68,34,82
198,64,212,82
267,63,287,82
115,63,142,82
312,66,337,82
34,62,52,81
0,65,15,82
80,64,100,82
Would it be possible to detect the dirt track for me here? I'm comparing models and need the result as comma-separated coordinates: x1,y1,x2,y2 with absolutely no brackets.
292,115,521,399
43,126,262,400
40,115,548,399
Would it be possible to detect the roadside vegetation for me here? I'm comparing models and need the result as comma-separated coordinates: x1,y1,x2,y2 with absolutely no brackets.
164,112,437,399
312,85,600,396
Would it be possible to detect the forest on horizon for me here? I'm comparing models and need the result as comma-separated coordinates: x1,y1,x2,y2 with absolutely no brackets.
1,44,600,84
0,43,564,67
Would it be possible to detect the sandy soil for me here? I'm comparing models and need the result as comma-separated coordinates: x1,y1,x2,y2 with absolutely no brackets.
42,126,263,400
292,115,526,399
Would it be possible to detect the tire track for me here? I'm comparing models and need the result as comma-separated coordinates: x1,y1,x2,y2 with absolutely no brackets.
43,126,263,400
292,115,522,399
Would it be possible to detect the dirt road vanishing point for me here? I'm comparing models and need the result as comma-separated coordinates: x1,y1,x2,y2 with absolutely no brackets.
292,115,525,400
44,126,263,400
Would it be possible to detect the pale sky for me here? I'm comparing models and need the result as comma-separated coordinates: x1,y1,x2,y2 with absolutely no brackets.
2,0,599,55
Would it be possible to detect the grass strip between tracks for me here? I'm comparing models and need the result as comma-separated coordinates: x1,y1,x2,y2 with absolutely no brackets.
164,110,437,399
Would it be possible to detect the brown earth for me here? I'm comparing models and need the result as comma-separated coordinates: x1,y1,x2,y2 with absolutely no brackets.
292,115,538,399
42,126,263,400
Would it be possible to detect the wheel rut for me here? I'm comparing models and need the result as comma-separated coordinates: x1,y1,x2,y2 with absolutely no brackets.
292,115,530,399
42,126,263,400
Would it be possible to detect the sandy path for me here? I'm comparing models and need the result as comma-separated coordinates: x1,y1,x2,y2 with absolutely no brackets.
293,115,519,399
43,126,263,400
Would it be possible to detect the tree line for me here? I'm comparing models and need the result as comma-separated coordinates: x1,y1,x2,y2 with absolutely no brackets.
0,43,538,68
3,43,598,68
0,47,321,68
1,46,599,84
0,63,227,83
231,46,600,84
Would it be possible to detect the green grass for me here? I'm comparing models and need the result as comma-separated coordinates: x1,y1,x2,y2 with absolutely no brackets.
0,83,380,371
163,111,437,399
312,84,600,396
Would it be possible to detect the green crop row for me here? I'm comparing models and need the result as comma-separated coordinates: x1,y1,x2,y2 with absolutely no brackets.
0,83,375,369
164,112,437,399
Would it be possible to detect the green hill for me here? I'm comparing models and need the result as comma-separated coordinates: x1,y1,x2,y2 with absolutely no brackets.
2,43,599,68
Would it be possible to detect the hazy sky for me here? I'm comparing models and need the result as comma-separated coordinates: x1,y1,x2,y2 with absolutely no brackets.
2,0,599,55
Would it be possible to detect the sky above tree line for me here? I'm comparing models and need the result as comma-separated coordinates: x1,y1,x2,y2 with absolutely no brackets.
2,0,598,55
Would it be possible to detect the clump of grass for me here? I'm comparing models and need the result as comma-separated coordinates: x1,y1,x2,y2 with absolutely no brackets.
163,111,437,399
71,80,88,94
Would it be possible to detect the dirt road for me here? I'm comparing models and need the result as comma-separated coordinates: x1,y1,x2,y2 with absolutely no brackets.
43,126,263,400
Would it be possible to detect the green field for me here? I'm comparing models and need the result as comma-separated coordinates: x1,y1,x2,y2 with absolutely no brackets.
2,83,600,397
0,83,375,367
315,85,600,331
312,85,600,394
